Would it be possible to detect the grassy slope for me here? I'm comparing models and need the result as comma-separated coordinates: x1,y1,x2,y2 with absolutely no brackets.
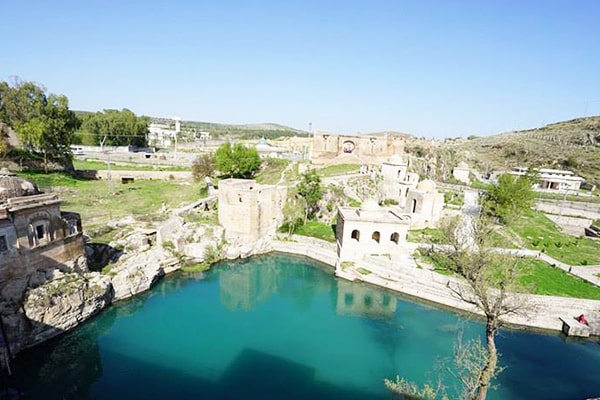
19,172,202,239
454,116,600,185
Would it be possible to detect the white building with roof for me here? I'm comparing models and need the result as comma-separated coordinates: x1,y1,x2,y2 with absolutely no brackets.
336,199,411,262
380,154,420,207
509,167,585,193
452,161,471,184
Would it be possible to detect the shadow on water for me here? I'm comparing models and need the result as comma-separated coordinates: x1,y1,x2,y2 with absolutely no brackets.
7,253,600,400
14,343,383,400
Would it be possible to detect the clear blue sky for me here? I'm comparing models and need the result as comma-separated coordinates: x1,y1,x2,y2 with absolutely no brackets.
2,0,599,138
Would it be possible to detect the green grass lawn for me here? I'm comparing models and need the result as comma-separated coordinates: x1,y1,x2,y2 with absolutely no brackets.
293,221,336,242
73,159,189,172
407,228,448,244
255,158,290,185
508,209,600,265
18,171,203,240
317,163,360,177
516,258,600,299
416,248,600,300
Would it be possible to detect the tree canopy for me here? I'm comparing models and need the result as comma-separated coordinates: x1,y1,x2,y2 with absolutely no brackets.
191,153,216,182
297,169,323,221
482,173,535,224
0,79,80,171
79,109,149,147
214,142,261,178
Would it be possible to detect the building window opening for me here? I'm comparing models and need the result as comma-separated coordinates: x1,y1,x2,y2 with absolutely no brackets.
405,188,409,197
65,219,78,236
351,229,360,241
364,295,372,308
36,224,45,240
390,232,399,244
412,199,418,213
0,235,8,252
372,231,380,243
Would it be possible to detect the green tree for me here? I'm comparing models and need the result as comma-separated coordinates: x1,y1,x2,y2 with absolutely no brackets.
297,169,323,221
191,153,216,182
214,142,261,178
482,174,535,224
281,191,307,236
81,109,148,147
0,79,79,172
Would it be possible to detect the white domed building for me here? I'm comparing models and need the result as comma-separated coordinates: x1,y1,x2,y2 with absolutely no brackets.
404,179,445,229
380,155,420,207
335,199,411,262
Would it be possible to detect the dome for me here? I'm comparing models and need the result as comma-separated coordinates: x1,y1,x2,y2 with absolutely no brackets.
0,168,40,201
416,179,436,192
457,161,469,169
388,154,404,165
360,198,380,211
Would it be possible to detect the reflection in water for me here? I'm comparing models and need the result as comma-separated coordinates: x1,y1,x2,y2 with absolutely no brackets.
7,253,600,400
217,254,333,312
336,280,397,319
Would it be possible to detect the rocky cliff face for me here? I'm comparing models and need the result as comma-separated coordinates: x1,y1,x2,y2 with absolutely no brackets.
109,247,177,301
13,271,111,351
3,214,277,356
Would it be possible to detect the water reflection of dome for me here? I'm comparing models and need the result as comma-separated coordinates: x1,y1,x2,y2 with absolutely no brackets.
0,168,40,201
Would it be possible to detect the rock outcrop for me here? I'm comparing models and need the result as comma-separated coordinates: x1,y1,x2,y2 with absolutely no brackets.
109,247,177,301
22,271,112,347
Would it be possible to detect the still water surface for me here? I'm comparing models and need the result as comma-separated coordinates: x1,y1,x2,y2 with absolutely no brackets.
12,253,600,399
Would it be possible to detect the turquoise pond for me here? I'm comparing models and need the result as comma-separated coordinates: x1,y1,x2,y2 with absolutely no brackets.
10,253,600,399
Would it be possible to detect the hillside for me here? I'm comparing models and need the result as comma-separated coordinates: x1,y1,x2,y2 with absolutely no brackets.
452,116,600,185
153,118,306,140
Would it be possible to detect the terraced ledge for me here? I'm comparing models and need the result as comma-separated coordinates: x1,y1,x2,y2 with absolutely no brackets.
272,236,600,334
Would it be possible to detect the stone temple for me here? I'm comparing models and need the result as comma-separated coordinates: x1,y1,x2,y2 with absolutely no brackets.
0,168,85,285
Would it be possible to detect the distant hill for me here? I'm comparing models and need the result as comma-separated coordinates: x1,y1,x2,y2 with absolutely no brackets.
452,116,600,185
152,118,306,140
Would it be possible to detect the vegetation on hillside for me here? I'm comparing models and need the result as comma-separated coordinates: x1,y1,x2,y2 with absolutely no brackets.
454,116,600,185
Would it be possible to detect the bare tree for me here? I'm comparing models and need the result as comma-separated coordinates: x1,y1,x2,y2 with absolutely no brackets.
439,214,530,400
386,214,530,400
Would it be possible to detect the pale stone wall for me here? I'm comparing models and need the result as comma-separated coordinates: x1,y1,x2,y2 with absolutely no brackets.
311,132,407,165
405,190,445,229
218,178,287,244
452,166,470,184
336,205,410,261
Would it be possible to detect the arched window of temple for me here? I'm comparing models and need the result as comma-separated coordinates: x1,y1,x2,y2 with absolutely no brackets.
372,231,380,243
351,229,360,241
390,232,399,244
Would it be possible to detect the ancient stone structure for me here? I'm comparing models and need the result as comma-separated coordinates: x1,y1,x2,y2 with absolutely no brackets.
336,199,411,262
218,178,286,247
380,155,419,208
0,169,107,356
404,179,445,229
452,161,471,184
0,168,85,282
311,132,408,165
379,157,445,229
